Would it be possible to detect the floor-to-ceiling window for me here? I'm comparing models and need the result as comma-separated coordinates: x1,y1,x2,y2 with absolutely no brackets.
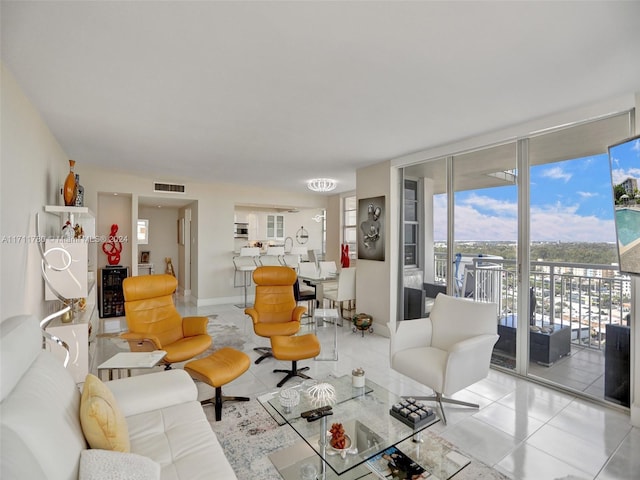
401,158,448,320
452,142,518,371
397,109,635,406
342,195,357,263
526,113,633,401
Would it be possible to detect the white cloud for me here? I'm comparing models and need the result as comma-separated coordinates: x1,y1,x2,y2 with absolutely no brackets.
461,193,517,216
577,191,597,199
541,166,572,182
632,139,640,153
432,195,616,242
611,166,640,185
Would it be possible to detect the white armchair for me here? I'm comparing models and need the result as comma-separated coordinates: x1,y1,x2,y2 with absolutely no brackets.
389,293,498,424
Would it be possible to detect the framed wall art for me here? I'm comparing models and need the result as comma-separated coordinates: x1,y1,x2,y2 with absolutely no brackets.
357,196,385,261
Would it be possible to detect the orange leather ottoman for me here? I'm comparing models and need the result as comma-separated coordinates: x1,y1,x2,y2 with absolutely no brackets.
184,347,251,421
270,333,321,387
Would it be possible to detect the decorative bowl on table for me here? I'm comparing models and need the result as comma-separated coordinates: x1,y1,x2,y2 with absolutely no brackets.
327,433,353,458
278,387,300,413
352,313,373,336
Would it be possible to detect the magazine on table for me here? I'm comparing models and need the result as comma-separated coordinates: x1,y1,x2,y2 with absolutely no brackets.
365,446,430,479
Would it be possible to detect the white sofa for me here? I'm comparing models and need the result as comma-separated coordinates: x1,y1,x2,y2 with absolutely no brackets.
0,315,237,480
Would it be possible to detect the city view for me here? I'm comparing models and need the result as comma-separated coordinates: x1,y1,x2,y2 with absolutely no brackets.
426,147,637,378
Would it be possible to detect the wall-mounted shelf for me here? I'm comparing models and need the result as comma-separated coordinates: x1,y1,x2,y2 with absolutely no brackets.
40,205,98,383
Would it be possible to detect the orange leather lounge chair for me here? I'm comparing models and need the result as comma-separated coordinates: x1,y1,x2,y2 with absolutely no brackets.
121,274,211,369
244,266,306,364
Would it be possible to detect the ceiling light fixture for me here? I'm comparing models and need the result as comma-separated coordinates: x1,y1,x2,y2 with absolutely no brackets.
307,178,337,192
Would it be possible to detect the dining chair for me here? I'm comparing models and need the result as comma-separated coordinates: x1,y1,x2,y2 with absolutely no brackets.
318,260,337,278
290,246,308,262
298,261,319,278
323,267,356,322
281,254,300,271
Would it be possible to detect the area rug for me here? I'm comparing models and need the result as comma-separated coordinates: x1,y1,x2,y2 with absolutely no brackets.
206,399,510,480
204,316,246,354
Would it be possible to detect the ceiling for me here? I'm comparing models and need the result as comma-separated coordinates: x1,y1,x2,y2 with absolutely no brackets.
3,1,640,195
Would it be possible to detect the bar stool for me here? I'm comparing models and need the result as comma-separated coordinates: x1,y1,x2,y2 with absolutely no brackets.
233,247,260,308
259,246,285,266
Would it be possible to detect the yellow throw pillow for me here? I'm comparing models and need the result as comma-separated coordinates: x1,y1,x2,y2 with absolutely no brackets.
80,374,130,452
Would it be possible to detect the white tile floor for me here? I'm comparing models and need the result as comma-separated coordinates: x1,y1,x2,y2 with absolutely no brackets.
97,299,639,480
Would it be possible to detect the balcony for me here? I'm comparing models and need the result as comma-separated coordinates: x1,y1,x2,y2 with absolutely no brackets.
431,253,631,404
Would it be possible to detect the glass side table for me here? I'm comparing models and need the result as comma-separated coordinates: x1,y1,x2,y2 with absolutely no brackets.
314,308,339,361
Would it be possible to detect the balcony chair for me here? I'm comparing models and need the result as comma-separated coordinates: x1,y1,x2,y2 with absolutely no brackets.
244,266,306,364
323,267,356,322
121,274,211,369
388,293,498,424
233,247,260,308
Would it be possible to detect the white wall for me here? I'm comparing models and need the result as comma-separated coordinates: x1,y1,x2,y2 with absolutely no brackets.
97,193,132,270
325,194,342,266
77,166,329,305
138,205,179,275
0,64,69,320
355,160,393,337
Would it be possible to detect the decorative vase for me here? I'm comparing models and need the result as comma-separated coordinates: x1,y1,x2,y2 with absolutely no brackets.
63,160,77,206
74,174,84,207
341,244,350,268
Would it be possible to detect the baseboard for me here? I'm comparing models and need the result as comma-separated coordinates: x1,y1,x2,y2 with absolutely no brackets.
631,402,640,427
195,295,252,307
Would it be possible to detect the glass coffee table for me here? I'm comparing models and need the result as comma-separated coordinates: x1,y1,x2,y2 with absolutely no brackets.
259,375,470,479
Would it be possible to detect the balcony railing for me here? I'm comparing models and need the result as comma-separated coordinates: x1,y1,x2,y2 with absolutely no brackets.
433,253,630,350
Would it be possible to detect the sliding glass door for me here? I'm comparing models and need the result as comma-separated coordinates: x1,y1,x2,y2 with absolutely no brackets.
398,109,635,406
452,143,518,371
526,113,633,399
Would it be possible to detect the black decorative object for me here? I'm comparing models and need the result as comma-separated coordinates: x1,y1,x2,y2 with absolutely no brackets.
390,398,436,429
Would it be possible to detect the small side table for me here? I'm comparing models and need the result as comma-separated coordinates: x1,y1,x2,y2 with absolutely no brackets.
313,308,339,361
97,350,167,380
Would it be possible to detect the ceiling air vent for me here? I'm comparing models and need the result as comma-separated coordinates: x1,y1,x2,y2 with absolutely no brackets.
153,182,186,194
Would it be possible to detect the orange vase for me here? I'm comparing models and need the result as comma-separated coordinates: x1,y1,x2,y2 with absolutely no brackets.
63,160,77,206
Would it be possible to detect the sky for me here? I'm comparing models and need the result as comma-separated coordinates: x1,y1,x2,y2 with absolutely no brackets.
433,137,640,243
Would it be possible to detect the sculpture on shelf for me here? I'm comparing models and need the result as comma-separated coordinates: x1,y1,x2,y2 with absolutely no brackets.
165,257,175,276
102,224,123,266
63,159,77,206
